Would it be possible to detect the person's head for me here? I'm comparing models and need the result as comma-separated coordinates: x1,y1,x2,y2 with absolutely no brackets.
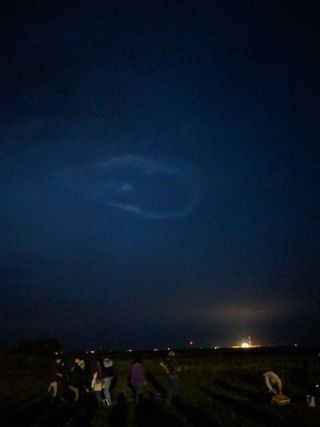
168,350,175,358
55,357,63,364
74,357,81,365
78,360,86,370
102,357,113,368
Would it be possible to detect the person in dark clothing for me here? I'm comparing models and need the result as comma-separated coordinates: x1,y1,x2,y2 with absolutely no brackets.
160,350,180,401
48,357,64,401
68,357,87,402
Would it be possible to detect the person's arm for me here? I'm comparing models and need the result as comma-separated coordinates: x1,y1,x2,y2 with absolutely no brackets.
160,362,169,374
270,373,282,395
264,374,277,394
91,371,97,389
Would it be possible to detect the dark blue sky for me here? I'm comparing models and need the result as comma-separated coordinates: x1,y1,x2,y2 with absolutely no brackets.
1,0,319,351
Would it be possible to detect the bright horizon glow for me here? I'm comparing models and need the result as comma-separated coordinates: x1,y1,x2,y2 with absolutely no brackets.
231,336,262,349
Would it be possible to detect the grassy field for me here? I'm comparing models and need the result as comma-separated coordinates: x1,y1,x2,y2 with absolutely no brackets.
1,347,320,426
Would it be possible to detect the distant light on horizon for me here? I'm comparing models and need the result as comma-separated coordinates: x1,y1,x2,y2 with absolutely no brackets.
231,336,262,349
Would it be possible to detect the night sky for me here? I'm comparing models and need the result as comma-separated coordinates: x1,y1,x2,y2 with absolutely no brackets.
1,1,319,351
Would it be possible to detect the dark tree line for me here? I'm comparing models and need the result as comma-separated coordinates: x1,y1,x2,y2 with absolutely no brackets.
12,337,62,354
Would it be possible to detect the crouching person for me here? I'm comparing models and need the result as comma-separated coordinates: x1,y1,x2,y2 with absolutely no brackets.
263,371,290,405
263,371,282,395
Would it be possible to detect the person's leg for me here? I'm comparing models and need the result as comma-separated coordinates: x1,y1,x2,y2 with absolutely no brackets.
168,374,179,401
48,382,54,394
134,383,143,403
172,375,179,399
94,390,102,407
69,385,79,402
48,381,58,398
102,376,113,404
56,380,65,401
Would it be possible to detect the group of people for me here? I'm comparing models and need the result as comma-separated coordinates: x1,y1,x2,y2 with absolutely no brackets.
47,354,114,406
48,354,319,412
91,356,114,407
47,350,180,407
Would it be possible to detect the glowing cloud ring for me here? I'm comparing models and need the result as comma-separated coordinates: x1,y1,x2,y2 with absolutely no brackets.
55,155,200,220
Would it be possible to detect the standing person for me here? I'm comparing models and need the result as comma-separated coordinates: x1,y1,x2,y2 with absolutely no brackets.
47,357,64,402
130,356,146,404
160,350,180,402
91,359,104,407
68,357,85,402
78,359,91,394
101,355,114,406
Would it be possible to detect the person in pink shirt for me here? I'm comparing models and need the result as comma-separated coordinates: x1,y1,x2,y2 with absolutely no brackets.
130,357,146,404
